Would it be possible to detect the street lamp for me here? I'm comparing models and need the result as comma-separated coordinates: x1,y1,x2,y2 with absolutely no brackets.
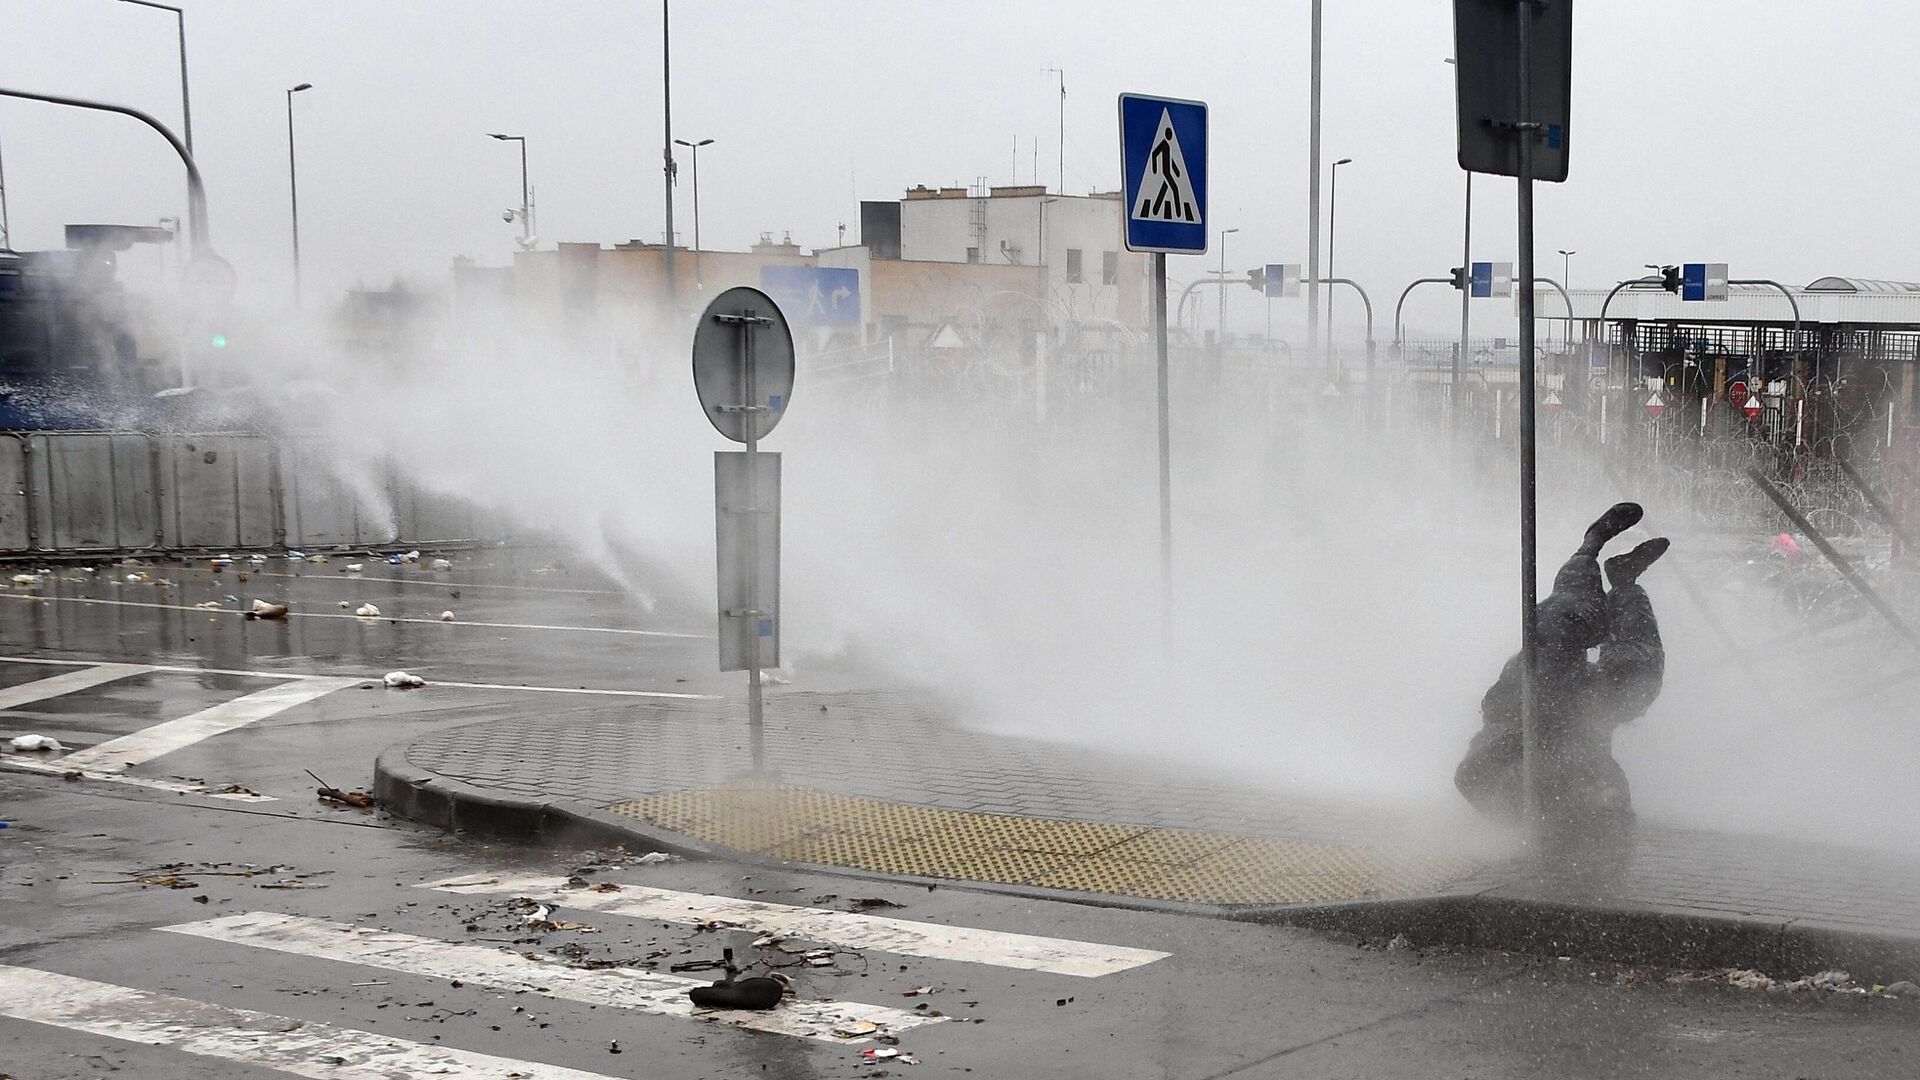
286,83,312,304
1218,226,1240,350
487,133,530,249
1327,157,1353,366
673,137,713,286
117,0,194,155
1557,249,1576,347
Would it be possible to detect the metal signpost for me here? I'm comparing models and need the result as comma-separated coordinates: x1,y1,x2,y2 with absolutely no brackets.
1453,0,1573,835
1119,91,1208,645
692,287,796,773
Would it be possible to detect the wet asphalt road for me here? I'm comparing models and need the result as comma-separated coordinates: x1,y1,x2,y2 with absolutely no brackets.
2,552,1917,1078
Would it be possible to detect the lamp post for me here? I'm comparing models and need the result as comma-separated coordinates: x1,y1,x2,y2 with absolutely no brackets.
1327,156,1352,370
673,137,713,286
487,133,530,248
285,83,312,304
117,0,193,155
1217,226,1239,351
661,0,677,307
1557,249,1576,347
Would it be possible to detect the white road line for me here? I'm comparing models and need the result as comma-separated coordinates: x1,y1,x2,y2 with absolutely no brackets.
425,875,1171,978
0,662,153,710
55,677,359,773
258,569,627,597
164,911,939,1044
0,655,723,701
0,593,708,638
0,964,620,1080
1,756,275,801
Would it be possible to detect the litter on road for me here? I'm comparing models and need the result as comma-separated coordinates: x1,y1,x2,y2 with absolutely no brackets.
355,603,381,617
246,600,290,620
8,735,65,752
383,671,426,688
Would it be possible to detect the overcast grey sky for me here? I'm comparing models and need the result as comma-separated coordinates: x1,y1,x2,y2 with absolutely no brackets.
3,1,1914,335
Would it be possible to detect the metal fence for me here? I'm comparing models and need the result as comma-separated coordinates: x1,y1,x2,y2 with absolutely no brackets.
0,431,488,556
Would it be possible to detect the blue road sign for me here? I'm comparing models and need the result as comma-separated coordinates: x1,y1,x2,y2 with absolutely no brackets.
1118,93,1209,254
759,266,860,327
1682,263,1706,301
1471,262,1494,298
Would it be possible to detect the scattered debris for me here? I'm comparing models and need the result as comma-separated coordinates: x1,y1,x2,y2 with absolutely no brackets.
1386,933,1415,952
10,573,42,587
1884,980,1920,998
193,600,226,610
430,558,453,571
848,897,903,912
634,851,679,865
338,600,350,609
590,882,621,893
308,554,329,565
355,603,381,618
8,735,65,752
901,986,935,997
316,787,376,809
439,610,456,622
346,563,365,574
246,599,290,620
382,670,425,689
832,1019,881,1039
286,551,306,561
1723,969,1774,991
212,784,261,797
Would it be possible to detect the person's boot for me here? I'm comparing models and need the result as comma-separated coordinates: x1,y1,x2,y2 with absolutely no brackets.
1577,502,1644,557
1605,537,1670,589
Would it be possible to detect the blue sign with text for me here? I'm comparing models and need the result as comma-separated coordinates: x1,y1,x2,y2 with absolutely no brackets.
1118,93,1209,254
759,266,860,327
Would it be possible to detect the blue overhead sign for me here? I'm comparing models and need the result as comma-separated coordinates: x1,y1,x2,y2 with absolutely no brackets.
1118,92,1209,255
1681,262,1728,302
1469,261,1513,298
759,266,860,327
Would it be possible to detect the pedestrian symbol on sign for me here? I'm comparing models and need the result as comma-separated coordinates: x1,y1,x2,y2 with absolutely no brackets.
1132,111,1200,224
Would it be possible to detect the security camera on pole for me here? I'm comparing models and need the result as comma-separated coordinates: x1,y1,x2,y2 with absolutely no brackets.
692,287,796,773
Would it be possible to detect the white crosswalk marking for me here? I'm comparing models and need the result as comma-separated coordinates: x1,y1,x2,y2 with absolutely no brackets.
55,677,359,773
425,874,1171,977
163,911,940,1043
0,662,152,710
0,964,622,1080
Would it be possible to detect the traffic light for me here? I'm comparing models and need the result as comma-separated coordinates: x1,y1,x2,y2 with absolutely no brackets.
1658,265,1683,293
1245,267,1265,292
1449,266,1469,290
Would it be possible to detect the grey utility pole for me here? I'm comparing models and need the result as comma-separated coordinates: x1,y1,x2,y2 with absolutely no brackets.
1045,67,1065,194
1327,156,1352,369
662,0,678,308
487,133,530,248
1306,0,1324,374
0,133,10,250
286,83,312,304
118,0,194,155
674,137,714,287
1217,226,1239,348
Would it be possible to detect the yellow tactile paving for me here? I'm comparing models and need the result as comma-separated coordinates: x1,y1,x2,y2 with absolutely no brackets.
603,784,1475,907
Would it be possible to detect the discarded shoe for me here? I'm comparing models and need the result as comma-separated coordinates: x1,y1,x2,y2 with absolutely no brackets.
688,972,791,1011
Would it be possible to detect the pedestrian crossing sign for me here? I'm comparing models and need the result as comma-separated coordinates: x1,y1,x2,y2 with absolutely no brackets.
1119,92,1208,254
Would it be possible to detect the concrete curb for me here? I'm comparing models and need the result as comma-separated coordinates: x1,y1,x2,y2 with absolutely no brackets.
375,740,1920,984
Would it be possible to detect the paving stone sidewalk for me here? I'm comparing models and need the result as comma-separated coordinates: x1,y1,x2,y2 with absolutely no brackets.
384,687,1920,975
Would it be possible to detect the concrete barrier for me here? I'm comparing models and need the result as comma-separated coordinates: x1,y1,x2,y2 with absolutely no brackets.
0,430,496,556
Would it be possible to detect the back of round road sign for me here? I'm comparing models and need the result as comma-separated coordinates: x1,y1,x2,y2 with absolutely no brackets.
691,286,796,444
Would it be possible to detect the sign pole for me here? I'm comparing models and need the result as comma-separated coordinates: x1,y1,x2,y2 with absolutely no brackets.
1154,250,1173,646
739,313,765,772
1515,3,1541,833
